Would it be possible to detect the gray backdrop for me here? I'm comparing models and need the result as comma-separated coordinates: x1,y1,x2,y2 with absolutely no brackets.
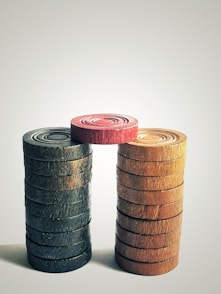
0,1,220,293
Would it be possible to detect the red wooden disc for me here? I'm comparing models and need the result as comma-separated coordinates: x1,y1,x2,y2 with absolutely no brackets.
71,113,138,144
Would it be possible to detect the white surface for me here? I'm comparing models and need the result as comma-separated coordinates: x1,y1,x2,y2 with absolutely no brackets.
0,0,220,293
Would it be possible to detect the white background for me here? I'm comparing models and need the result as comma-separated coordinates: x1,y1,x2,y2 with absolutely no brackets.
0,0,220,293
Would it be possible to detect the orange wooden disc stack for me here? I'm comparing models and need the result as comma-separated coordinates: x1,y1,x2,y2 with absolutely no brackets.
115,128,187,275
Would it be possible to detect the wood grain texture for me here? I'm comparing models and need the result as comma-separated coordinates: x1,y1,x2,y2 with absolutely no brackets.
117,167,183,190
26,223,91,246
71,113,138,144
117,196,183,220
118,128,187,161
23,127,92,161
117,153,185,176
115,250,179,276
26,209,91,232
25,197,90,219
27,246,91,273
117,183,184,205
25,182,91,204
71,127,138,144
24,153,92,176
116,222,181,249
115,237,180,262
26,236,91,260
25,169,92,191
117,210,183,234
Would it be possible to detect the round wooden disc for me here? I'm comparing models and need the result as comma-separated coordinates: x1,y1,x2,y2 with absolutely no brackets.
24,153,92,176
117,210,183,234
115,250,179,276
116,222,181,249
117,196,183,220
115,237,180,263
25,169,92,191
117,153,185,176
23,127,92,161
26,223,91,246
27,246,91,273
25,182,91,204
26,209,91,233
71,113,138,144
117,183,184,205
26,236,91,260
117,167,183,191
25,197,91,219
118,128,187,161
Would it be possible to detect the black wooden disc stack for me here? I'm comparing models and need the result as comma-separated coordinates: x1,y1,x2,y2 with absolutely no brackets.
23,127,92,273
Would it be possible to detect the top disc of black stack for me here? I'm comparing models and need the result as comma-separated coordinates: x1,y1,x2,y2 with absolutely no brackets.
23,128,92,161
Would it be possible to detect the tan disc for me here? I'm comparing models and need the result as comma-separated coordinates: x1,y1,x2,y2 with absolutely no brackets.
117,167,183,191
115,237,180,263
117,153,185,176
117,183,184,205
118,128,187,161
117,210,183,234
117,196,183,220
116,222,181,249
115,250,179,276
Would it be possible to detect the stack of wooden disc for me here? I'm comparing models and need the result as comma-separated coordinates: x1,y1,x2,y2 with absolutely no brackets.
23,127,92,273
115,128,187,275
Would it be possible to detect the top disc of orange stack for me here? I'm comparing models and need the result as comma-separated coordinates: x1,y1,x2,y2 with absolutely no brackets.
71,114,138,144
118,128,187,161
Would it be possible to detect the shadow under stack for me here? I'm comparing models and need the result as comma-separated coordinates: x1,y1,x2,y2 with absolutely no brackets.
115,128,187,275
23,127,92,273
